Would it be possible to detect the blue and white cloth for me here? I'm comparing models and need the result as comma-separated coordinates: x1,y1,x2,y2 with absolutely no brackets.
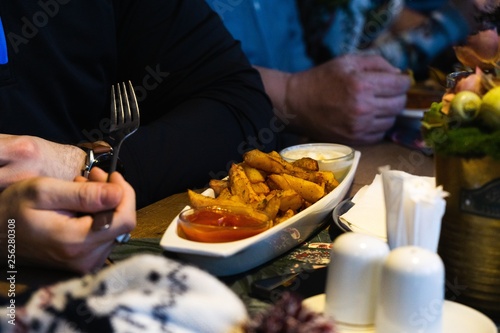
1,255,249,333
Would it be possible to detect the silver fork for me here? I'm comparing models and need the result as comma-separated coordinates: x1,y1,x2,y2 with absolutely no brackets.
92,81,140,240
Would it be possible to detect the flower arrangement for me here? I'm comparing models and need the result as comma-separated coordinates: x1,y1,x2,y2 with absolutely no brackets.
423,3,500,322
422,27,500,160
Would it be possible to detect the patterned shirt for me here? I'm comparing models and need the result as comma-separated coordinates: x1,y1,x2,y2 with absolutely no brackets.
297,0,470,73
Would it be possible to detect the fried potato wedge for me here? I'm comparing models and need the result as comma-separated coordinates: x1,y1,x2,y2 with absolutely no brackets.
217,187,233,200
244,149,319,182
251,182,270,195
187,190,269,223
209,179,229,196
244,149,287,174
281,173,325,203
277,189,303,211
241,163,266,183
315,171,339,192
292,157,319,171
267,174,292,191
262,193,281,221
274,209,295,225
229,163,263,204
188,189,245,208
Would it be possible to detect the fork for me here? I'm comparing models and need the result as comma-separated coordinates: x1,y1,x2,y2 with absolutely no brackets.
92,81,140,239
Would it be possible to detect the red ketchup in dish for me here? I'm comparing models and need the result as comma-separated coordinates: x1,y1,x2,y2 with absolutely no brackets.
178,207,271,243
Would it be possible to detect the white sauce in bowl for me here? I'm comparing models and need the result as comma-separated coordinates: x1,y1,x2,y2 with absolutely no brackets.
280,143,354,181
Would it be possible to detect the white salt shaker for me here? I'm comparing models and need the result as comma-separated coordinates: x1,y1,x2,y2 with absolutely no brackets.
324,232,389,326
375,246,445,333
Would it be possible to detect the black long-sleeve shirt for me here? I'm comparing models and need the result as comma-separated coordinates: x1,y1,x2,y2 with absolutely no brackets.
0,0,278,207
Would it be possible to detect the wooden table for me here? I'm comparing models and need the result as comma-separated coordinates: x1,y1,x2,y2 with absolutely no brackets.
0,140,434,300
6,141,500,329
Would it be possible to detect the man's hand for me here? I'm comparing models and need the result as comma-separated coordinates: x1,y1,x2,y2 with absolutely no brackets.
285,54,412,144
0,134,87,190
268,54,412,145
0,168,136,273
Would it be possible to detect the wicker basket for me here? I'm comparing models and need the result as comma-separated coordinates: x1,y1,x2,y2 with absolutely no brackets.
435,154,500,322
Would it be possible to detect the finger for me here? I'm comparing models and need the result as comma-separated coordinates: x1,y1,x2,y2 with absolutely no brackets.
28,178,123,212
74,175,88,183
360,95,407,119
76,168,109,183
87,167,109,182
383,95,408,117
354,55,402,73
67,241,115,274
108,172,137,233
365,72,412,97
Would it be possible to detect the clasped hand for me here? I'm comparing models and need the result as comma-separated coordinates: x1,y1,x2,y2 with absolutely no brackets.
0,166,136,273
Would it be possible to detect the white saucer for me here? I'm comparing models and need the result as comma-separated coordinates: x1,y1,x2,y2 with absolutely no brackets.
303,294,498,333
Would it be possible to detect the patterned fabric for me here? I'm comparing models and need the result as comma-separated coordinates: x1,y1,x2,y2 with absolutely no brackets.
297,0,470,75
2,255,248,333
297,0,401,64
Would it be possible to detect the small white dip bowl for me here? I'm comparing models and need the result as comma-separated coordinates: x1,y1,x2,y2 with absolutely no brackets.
280,143,355,181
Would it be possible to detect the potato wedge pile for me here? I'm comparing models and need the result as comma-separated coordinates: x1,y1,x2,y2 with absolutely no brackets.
187,149,340,225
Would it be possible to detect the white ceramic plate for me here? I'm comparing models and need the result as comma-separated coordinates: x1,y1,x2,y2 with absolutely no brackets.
331,198,355,233
302,294,498,333
160,151,361,276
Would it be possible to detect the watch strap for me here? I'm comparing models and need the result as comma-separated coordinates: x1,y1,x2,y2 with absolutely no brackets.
77,141,114,178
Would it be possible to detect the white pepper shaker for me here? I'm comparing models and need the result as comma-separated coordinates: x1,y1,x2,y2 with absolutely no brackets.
324,232,389,326
375,246,445,333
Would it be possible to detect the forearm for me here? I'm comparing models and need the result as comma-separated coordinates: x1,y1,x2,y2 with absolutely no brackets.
253,66,307,135
0,135,88,190
253,66,292,114
35,140,87,181
61,144,87,180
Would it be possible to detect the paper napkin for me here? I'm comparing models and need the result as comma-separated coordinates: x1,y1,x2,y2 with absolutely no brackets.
339,171,448,252
381,170,448,252
339,174,387,240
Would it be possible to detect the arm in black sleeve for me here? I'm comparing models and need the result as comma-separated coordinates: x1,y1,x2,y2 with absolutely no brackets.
114,0,279,207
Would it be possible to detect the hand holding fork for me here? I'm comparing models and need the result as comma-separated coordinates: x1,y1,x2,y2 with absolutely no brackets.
92,81,140,243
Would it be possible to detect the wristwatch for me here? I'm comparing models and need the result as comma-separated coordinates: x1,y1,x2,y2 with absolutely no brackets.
78,141,123,178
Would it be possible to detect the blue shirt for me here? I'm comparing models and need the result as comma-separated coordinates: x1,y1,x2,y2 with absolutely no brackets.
206,0,313,72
